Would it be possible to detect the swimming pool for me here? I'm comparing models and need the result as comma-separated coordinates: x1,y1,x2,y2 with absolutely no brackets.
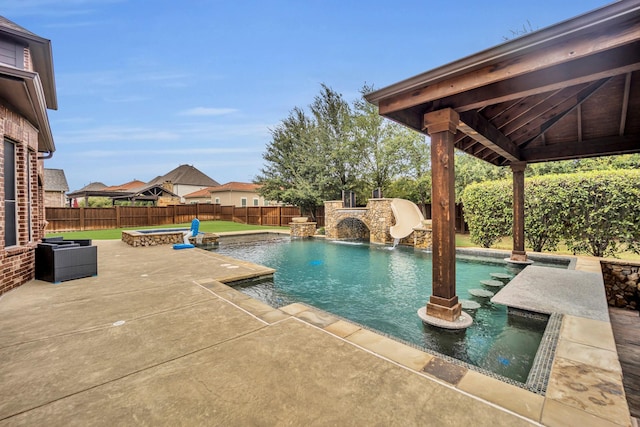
215,235,564,384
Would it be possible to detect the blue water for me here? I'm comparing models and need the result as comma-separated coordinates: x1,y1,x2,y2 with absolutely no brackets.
215,236,548,382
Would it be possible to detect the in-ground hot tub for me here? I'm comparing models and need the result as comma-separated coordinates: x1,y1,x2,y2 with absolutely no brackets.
122,229,189,247
122,228,220,248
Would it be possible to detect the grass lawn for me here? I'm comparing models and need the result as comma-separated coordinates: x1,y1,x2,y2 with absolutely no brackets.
455,234,640,261
46,221,289,240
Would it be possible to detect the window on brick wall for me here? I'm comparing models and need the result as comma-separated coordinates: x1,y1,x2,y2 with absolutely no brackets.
27,150,33,242
241,197,247,207
4,139,17,247
253,198,259,206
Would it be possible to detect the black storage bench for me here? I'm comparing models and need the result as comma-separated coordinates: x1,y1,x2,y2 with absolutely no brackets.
35,238,98,283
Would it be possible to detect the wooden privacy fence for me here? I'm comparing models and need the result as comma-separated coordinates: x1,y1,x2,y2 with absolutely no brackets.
45,204,323,232
44,202,465,233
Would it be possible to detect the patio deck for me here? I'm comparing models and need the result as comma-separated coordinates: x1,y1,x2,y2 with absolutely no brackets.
0,239,632,426
610,307,640,418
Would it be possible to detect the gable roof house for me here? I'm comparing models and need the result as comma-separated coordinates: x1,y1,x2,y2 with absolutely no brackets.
183,187,214,204
207,182,267,207
147,164,219,202
0,17,57,294
43,168,68,207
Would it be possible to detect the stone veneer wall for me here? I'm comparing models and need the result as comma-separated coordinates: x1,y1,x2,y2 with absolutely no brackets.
122,231,185,247
324,199,404,245
366,199,394,244
290,222,317,238
601,260,640,310
122,230,219,247
414,226,433,249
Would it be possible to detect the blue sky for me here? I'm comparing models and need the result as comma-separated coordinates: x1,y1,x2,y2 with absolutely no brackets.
3,0,608,192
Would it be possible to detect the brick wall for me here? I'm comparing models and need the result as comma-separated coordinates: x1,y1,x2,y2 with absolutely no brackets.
0,103,45,295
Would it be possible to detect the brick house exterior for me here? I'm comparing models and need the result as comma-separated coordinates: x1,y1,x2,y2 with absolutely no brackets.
0,17,57,294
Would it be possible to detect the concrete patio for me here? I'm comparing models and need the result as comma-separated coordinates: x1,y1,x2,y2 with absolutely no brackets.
0,239,631,426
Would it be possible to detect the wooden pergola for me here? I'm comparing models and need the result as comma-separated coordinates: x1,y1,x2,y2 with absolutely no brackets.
365,0,640,323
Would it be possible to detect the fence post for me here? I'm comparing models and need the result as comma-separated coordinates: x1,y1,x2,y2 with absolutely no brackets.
278,206,282,227
196,203,200,219
79,207,85,231
116,205,121,228
146,206,151,227
172,205,176,224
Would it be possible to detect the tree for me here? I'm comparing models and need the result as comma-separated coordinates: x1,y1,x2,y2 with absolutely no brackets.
354,84,427,201
311,84,361,199
256,107,325,218
258,83,431,213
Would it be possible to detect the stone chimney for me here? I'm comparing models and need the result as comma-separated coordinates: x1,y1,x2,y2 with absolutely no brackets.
162,181,173,192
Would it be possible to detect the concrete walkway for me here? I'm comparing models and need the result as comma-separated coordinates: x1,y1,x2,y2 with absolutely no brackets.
0,240,537,426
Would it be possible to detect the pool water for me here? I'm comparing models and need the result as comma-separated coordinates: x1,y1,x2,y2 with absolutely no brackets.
215,236,549,383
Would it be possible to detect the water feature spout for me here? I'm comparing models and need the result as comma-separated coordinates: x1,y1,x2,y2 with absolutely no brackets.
392,238,400,248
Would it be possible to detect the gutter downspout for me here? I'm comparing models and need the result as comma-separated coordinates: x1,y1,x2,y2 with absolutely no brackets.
38,151,53,159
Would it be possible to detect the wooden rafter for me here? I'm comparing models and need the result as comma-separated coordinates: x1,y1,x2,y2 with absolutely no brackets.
521,135,640,162
454,111,520,162
620,72,632,135
517,78,611,148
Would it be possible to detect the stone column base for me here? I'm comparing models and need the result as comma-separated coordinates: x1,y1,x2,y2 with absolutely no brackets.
290,222,317,238
510,250,528,262
426,301,462,322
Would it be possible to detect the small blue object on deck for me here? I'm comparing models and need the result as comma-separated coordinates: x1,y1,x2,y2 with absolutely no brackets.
191,218,200,235
173,243,195,250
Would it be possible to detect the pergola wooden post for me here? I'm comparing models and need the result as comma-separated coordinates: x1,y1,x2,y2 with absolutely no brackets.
510,162,527,262
424,108,462,322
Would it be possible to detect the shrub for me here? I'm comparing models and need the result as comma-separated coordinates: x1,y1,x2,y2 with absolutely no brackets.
562,170,640,257
462,169,640,257
461,180,512,248
524,175,572,252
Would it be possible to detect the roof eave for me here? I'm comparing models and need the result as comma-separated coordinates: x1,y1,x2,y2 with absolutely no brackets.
0,23,57,110
0,65,55,152
365,0,640,105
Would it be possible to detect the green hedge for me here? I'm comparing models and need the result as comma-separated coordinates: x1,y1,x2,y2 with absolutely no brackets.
461,169,640,257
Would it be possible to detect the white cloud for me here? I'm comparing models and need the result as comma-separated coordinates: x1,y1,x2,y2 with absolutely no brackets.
55,126,180,144
178,107,238,117
77,147,257,158
1,0,124,17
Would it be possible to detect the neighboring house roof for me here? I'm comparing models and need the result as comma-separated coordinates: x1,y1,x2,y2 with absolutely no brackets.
72,182,107,193
102,180,146,192
43,168,68,192
183,187,215,199
210,182,262,193
0,15,57,152
110,183,180,202
147,164,219,187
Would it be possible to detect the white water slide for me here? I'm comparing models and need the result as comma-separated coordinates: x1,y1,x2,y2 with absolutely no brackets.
389,198,425,239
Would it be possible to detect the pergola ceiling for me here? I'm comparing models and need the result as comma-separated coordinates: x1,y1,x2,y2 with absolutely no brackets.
365,0,640,166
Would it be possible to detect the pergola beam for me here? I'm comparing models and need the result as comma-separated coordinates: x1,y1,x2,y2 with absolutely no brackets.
455,111,520,162
521,136,640,162
434,43,640,113
377,22,640,115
